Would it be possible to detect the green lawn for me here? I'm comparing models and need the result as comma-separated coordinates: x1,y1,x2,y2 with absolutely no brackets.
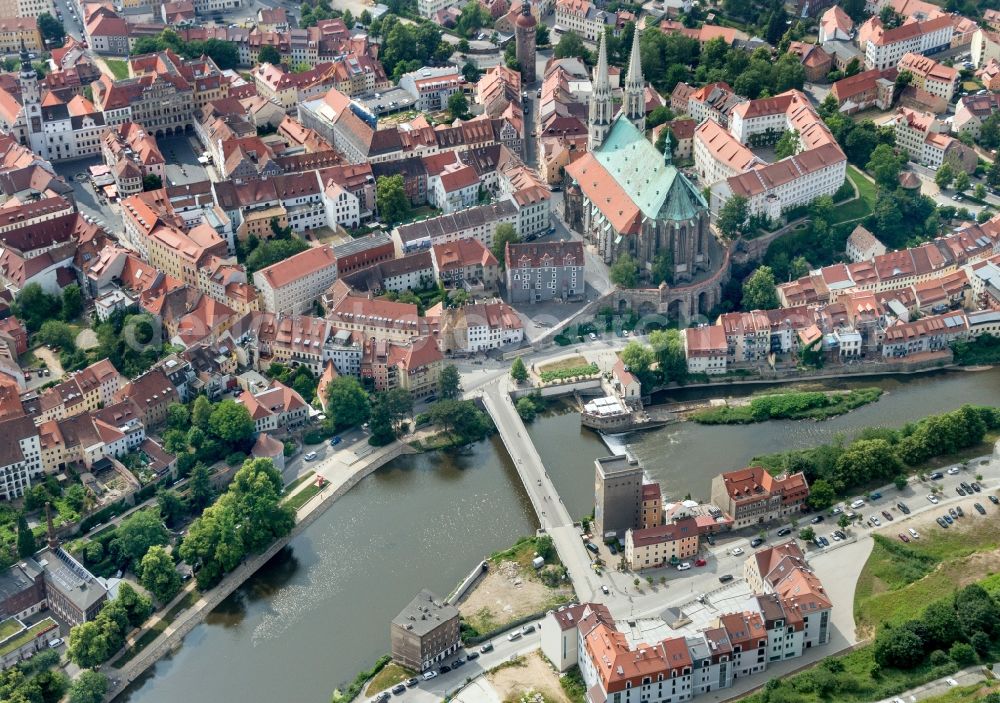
830,166,877,224
282,471,315,497
283,481,323,512
114,591,198,668
104,59,129,80
854,501,1000,634
0,617,23,641
364,662,414,696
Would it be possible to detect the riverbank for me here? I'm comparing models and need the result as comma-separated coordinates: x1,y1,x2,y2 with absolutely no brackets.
106,440,415,700
689,388,883,424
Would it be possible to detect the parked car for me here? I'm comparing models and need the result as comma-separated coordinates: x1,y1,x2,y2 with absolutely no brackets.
373,692,390,703
810,515,824,524
930,471,944,480
405,678,418,687
955,506,964,517
898,533,910,543
869,492,882,500
936,516,948,528
868,515,881,527
776,527,792,536
956,486,967,496
608,543,618,555
927,494,940,504
585,542,599,554
452,658,465,668
719,574,734,583
850,499,865,509
695,558,707,566
834,530,846,540
480,643,494,653
831,532,842,542
676,562,692,571
730,547,744,556
521,624,535,635
330,436,342,446
908,528,920,539
881,510,893,521
975,503,987,515
391,683,406,695
972,482,982,492
831,506,843,515
949,507,959,519
819,536,829,547
422,671,438,681
47,638,63,648
943,513,954,524
304,451,318,461
750,538,765,548
947,466,960,475
990,495,1000,505
897,502,910,514
601,584,610,594
439,665,451,673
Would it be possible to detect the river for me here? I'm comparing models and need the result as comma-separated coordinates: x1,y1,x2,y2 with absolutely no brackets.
123,368,1000,703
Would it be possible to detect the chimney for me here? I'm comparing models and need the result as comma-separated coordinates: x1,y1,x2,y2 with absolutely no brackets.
45,502,58,550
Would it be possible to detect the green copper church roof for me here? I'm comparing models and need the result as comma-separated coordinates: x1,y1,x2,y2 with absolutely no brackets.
592,117,707,223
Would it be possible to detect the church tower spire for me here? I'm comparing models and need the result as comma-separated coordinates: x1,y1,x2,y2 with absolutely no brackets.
623,25,645,133
588,31,612,150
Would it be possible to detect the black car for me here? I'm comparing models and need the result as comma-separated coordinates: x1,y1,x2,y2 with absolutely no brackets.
834,530,846,540
608,543,618,555
466,651,480,661
990,495,999,505
975,503,987,515
480,643,494,653
719,574,734,583
392,684,406,695
706,534,716,545
956,506,964,517
957,486,967,496
961,482,973,493
937,516,949,528
897,502,910,514
972,482,982,492
452,659,465,669
810,515,825,524
439,665,451,674
819,536,830,547
750,537,765,548
930,471,944,480
373,693,390,703
776,527,792,536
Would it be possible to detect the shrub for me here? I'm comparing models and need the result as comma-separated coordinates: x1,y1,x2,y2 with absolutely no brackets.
929,649,950,666
225,452,247,467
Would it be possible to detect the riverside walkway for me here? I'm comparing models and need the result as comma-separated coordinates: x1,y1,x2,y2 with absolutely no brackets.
480,378,601,603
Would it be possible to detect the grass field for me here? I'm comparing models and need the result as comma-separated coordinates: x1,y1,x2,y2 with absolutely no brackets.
364,662,414,695
537,356,588,374
283,481,323,511
104,59,129,80
831,166,877,224
855,509,1000,634
917,681,1000,703
282,471,315,496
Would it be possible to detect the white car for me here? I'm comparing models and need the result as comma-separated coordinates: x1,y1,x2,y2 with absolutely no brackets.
601,584,610,594
850,499,865,509
947,467,960,475
676,562,691,571
927,494,940,504
422,671,438,681
304,451,318,461
729,547,744,556
908,528,920,539
946,678,959,687
47,638,63,648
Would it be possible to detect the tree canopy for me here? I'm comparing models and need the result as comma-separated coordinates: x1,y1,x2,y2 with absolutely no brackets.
376,174,411,227
325,377,371,429
741,266,779,310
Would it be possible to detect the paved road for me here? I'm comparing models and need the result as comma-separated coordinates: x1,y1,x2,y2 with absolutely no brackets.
875,665,988,703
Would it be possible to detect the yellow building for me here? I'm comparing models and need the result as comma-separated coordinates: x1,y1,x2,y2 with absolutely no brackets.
0,18,42,53
624,519,700,571
236,205,288,242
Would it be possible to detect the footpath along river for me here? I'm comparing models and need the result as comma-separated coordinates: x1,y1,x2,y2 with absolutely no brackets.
122,367,1000,703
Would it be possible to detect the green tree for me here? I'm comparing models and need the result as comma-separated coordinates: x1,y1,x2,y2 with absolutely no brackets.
788,255,810,280
651,251,674,285
873,623,925,669
806,479,836,510
491,223,521,267
620,341,655,378
325,377,371,428
67,621,111,669
375,174,411,227
536,23,550,45
188,463,214,511
741,266,780,310
648,329,687,384
367,394,397,445
60,284,83,322
37,12,65,45
36,320,76,350
166,402,189,431
429,399,491,443
16,513,35,558
140,545,182,604
516,396,538,422
953,170,970,192
554,30,587,61
462,60,481,82
765,4,787,45
717,195,750,238
191,395,212,430
112,509,169,566
610,253,639,288
448,91,469,120
974,183,986,199
949,641,977,666
866,143,904,189
438,364,461,399
68,671,108,703
157,489,185,527
935,163,954,189
510,357,528,383
142,174,162,191
774,130,799,159
979,112,1000,149
258,45,281,65
798,526,815,541
843,0,866,20
208,400,255,446
13,282,65,331
115,582,152,628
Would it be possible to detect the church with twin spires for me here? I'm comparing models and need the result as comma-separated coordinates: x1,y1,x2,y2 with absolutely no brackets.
566,28,712,284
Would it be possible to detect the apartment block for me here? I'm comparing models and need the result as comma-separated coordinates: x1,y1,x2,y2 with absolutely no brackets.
710,467,809,529
253,245,338,314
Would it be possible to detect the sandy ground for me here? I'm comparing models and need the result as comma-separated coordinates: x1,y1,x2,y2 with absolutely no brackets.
76,328,98,351
486,652,571,703
32,346,64,378
458,561,571,632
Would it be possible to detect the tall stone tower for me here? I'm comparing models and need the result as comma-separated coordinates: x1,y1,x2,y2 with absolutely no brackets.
623,26,645,133
515,0,537,84
18,40,43,155
588,31,612,150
